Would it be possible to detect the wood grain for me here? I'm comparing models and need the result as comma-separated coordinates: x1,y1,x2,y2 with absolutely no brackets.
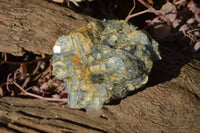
0,0,95,56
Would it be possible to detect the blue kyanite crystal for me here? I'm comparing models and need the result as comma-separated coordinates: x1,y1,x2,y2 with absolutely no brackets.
52,20,161,110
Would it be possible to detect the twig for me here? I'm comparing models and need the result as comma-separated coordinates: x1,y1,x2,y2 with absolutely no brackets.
125,8,152,22
6,73,12,92
20,63,27,80
13,81,68,103
174,0,186,6
32,73,42,82
21,61,42,88
0,56,51,65
33,61,42,74
125,0,170,24
180,24,200,44
137,0,170,24
3,52,7,61
0,53,7,64
49,57,53,77
138,0,151,8
22,77,31,89
125,0,136,22
145,16,160,26
40,66,51,79
14,69,21,80
0,86,4,97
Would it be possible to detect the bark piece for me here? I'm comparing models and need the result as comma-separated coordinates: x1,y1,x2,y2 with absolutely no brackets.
0,56,200,132
0,0,95,56
0,97,111,133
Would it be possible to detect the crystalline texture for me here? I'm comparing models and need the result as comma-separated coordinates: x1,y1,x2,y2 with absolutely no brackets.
52,20,161,110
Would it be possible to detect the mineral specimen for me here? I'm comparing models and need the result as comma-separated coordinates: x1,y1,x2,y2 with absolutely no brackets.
52,20,161,110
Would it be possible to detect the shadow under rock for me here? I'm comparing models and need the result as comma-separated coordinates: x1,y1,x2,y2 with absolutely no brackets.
107,42,192,106
146,42,192,87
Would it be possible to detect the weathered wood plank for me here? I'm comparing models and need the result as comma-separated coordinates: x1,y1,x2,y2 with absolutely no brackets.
0,97,111,133
0,0,95,56
0,57,199,132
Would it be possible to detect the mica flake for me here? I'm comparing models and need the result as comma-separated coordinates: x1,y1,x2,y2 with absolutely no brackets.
52,20,161,110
